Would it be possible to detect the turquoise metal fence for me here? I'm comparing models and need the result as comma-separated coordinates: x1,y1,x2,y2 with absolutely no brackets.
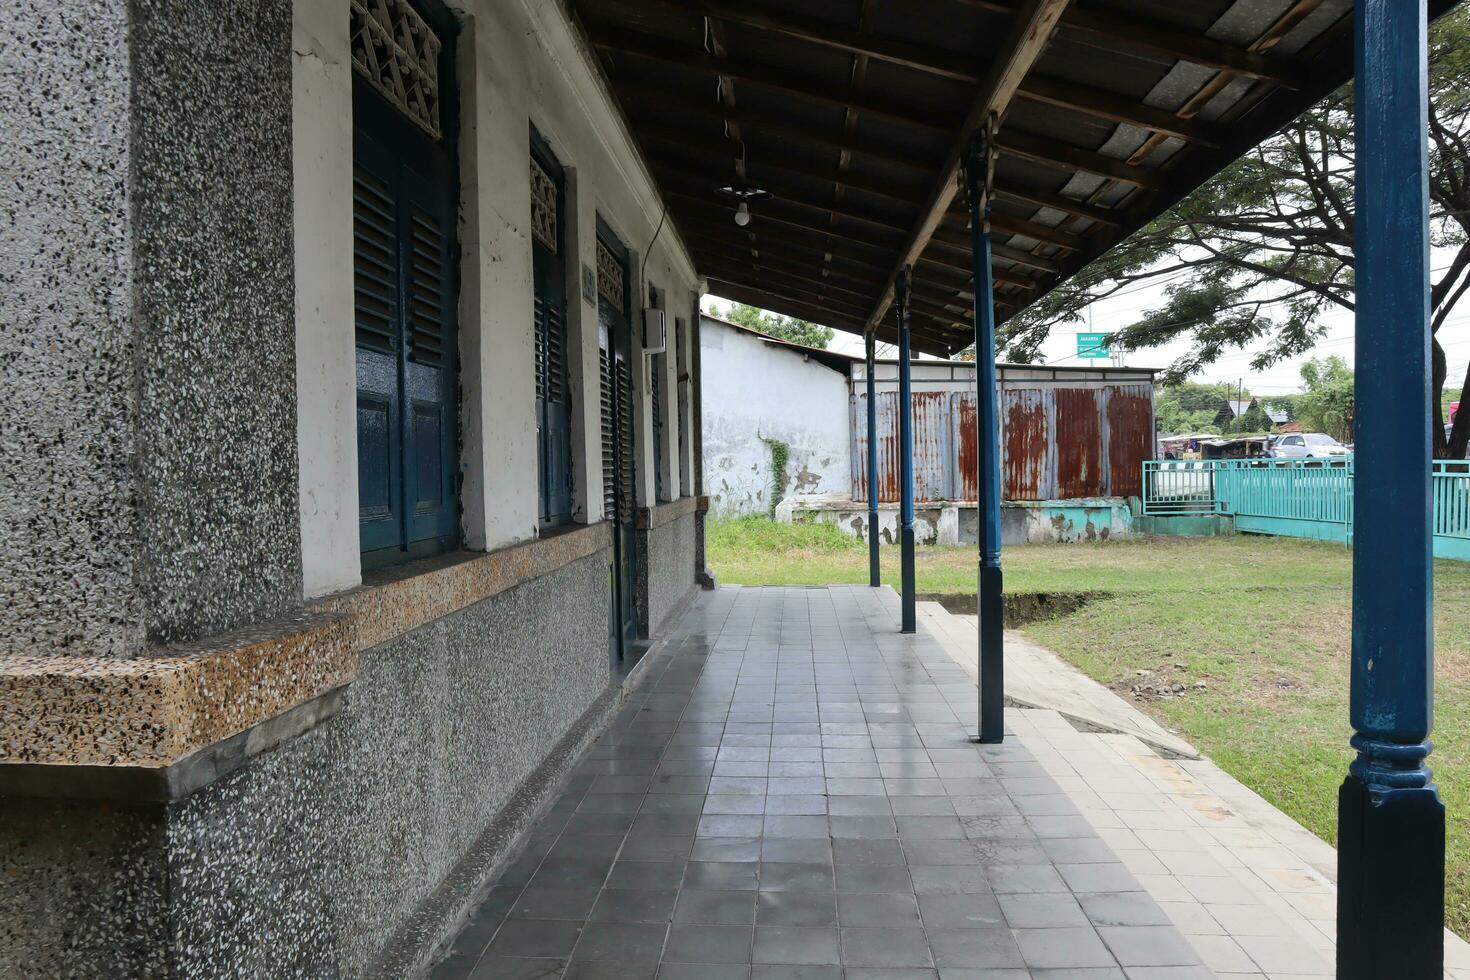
1142,459,1470,560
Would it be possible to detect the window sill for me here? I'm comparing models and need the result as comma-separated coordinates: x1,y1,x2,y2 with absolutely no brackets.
0,522,614,798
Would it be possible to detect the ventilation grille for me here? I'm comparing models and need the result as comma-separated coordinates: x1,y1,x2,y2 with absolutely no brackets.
353,168,398,354
597,240,625,310
350,0,442,139
530,155,558,253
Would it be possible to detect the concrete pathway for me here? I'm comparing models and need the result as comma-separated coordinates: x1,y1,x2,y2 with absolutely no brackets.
917,602,1198,759
428,586,1208,978
920,597,1470,979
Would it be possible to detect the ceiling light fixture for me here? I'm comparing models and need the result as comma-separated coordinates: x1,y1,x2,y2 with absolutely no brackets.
715,184,771,227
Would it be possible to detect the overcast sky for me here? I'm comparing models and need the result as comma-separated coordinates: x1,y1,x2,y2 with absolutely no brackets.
704,248,1470,400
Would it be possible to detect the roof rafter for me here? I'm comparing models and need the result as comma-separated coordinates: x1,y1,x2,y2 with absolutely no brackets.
951,0,1304,86
863,0,1072,335
645,0,1225,146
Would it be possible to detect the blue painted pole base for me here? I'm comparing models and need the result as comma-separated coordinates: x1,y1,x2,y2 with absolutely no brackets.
900,525,916,633
976,563,1004,743
1336,774,1444,979
868,517,881,587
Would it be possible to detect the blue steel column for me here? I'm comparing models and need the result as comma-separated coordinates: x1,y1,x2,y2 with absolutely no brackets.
1338,2,1442,977
866,332,881,587
965,131,1004,744
897,273,917,634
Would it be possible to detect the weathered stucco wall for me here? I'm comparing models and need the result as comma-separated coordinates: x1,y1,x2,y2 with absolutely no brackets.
700,318,852,517
0,552,611,979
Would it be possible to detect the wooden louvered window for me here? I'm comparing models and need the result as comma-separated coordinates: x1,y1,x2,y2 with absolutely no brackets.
532,133,572,527
352,0,459,568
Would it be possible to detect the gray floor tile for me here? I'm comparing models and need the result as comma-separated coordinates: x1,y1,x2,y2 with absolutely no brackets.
926,927,1026,970
686,861,761,891
915,892,1005,930
1096,926,1202,967
572,922,668,964
674,889,758,925
589,888,679,924
840,927,934,968
757,891,839,927
693,837,762,863
761,838,832,864
835,863,914,894
1013,926,1118,969
658,963,750,979
606,861,686,891
759,862,834,892
837,892,921,927
486,919,583,959
998,891,1090,929
753,926,842,965
512,886,602,920
465,956,566,979
664,923,754,964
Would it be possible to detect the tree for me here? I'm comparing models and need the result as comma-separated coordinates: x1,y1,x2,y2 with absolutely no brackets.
999,6,1470,458
1295,356,1355,444
709,302,835,349
1153,380,1235,435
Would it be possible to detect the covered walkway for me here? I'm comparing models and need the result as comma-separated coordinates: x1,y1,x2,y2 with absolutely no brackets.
432,586,1205,978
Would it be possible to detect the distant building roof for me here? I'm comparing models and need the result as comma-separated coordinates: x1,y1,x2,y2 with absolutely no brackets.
1264,406,1290,424
1224,399,1255,417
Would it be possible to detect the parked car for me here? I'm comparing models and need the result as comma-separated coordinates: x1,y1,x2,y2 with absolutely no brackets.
1269,432,1350,459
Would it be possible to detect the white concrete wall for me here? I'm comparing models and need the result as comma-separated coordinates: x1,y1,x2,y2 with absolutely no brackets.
291,0,700,581
292,0,358,598
700,318,851,517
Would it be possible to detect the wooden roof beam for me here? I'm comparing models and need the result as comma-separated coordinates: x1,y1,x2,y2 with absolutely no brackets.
647,0,1226,147
703,279,870,334
952,0,1304,87
639,134,927,208
687,248,879,306
863,0,1072,335
587,24,951,134
616,82,937,175
998,131,1161,189
664,187,902,256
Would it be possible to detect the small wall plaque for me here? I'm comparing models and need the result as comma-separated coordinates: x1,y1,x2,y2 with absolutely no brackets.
582,264,597,306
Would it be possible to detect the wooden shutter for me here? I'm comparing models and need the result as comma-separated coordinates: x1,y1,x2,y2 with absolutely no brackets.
616,355,636,524
600,346,616,521
532,144,572,527
651,353,665,502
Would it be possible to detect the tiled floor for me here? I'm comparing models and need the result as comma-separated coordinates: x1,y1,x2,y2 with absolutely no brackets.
430,586,1208,979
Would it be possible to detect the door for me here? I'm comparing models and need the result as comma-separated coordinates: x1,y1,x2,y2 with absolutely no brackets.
352,0,459,568
597,229,638,658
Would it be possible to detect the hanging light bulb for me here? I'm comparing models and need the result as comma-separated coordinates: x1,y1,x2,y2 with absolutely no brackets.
716,185,770,227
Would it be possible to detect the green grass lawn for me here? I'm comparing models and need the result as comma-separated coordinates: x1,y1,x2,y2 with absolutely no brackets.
708,515,1470,936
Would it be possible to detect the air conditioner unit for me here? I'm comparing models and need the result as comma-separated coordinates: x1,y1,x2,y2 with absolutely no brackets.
643,308,667,354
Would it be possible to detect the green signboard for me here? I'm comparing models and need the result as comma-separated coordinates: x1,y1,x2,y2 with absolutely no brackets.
1076,332,1110,360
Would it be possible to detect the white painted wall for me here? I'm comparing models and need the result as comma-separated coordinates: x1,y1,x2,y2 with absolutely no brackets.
292,0,359,598
700,317,851,517
291,0,700,582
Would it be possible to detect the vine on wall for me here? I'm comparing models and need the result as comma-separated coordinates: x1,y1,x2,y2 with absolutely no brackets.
760,436,789,518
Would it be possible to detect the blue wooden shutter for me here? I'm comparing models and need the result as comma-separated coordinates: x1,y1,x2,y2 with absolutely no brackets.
532,139,572,526
351,0,460,566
